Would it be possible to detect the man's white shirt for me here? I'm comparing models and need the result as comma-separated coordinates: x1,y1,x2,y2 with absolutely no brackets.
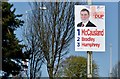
82,20,89,27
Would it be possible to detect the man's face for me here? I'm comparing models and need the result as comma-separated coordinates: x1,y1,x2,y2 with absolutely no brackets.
80,11,90,21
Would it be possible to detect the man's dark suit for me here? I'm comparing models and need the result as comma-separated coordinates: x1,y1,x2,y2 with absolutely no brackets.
77,21,96,27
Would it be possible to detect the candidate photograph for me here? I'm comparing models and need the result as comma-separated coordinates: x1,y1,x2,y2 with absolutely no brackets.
77,9,96,27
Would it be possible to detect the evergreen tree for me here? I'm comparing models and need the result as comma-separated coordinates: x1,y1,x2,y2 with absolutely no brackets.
2,2,25,77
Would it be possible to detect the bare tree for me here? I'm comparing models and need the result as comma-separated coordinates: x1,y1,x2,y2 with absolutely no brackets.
24,2,76,78
23,4,44,78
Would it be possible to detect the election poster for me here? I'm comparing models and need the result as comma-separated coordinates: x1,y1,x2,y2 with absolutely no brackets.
75,5,105,51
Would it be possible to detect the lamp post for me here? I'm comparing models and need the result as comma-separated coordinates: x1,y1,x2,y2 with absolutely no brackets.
25,6,47,13
110,43,112,78
24,6,47,36
23,6,47,77
25,6,47,28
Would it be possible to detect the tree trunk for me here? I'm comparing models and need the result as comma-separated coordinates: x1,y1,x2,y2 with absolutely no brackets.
48,67,54,79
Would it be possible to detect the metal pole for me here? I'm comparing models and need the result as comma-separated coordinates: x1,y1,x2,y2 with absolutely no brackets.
90,52,92,76
87,51,90,77
110,43,112,78
87,51,92,78
87,0,92,78
25,11,28,34
87,0,92,5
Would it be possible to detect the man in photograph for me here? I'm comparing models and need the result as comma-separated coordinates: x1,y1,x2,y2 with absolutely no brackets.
77,9,96,27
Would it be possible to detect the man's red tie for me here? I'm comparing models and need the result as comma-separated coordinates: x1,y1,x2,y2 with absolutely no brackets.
81,24,84,27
